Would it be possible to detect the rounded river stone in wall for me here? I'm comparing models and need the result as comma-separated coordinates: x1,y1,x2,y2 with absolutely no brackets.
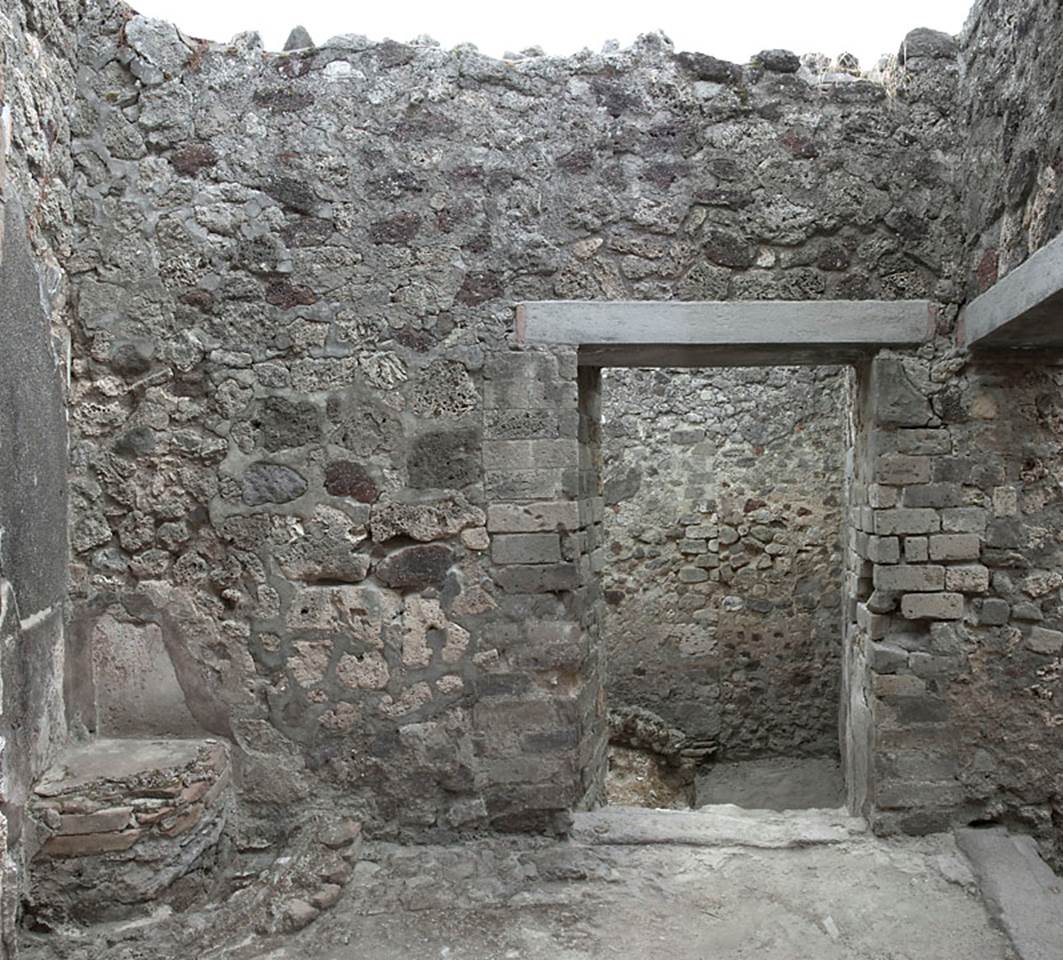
242,463,308,506
375,544,454,590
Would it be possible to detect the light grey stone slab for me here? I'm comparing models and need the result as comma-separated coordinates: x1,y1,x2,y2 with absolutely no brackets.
956,826,1063,960
517,300,934,366
570,804,866,848
961,231,1063,349
0,193,69,616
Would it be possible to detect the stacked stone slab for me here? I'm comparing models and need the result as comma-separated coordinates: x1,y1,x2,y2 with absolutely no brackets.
27,739,233,924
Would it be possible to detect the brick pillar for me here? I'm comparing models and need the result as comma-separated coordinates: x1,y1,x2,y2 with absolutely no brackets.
476,349,606,830
846,355,971,834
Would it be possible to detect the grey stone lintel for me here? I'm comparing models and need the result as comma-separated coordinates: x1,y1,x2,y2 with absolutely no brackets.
517,300,935,367
960,231,1063,350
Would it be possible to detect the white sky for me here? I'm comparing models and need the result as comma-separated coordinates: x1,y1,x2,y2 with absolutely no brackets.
127,0,976,67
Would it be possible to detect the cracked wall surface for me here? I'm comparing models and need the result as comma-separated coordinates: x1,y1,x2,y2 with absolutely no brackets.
960,0,1063,295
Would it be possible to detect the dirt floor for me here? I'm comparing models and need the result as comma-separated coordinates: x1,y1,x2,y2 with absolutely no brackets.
695,756,846,810
20,806,1016,960
605,748,846,813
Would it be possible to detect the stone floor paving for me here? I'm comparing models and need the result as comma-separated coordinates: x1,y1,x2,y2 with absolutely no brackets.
22,807,1018,960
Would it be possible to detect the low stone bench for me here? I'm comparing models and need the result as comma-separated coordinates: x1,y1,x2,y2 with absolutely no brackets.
27,738,233,924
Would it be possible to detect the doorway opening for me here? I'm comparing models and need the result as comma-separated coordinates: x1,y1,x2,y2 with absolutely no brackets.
517,297,935,824
594,364,848,811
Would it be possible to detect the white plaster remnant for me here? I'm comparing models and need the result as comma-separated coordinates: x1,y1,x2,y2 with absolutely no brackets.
18,604,58,632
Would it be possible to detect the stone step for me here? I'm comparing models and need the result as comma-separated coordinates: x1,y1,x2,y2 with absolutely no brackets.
570,804,866,848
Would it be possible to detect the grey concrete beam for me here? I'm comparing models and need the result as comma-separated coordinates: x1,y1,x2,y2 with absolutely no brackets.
960,231,1063,350
517,300,935,367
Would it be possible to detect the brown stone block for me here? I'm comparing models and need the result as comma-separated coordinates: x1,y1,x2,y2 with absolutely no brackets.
491,532,562,565
875,749,958,781
485,469,565,501
876,454,931,486
493,563,579,593
875,779,964,810
873,564,945,592
180,779,211,806
867,535,901,563
42,828,143,859
486,503,582,533
903,537,929,562
944,564,990,593
856,603,891,640
909,652,964,678
872,674,927,697
902,482,963,509
940,507,987,534
160,802,204,837
873,509,940,536
928,533,981,561
1026,626,1063,654
56,806,133,836
135,806,175,826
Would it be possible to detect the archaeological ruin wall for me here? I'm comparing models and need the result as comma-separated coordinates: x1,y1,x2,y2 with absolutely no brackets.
838,0,1063,830
57,0,969,849
0,0,1063,932
861,0,1063,852
960,0,1063,294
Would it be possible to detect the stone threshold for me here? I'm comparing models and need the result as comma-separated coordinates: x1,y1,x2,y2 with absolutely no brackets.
570,804,867,848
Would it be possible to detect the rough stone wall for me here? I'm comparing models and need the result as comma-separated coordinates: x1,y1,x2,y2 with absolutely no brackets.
878,0,1063,862
959,0,1063,295
601,366,845,760
843,349,1063,867
831,0,1063,866
61,1,967,839
0,0,79,944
